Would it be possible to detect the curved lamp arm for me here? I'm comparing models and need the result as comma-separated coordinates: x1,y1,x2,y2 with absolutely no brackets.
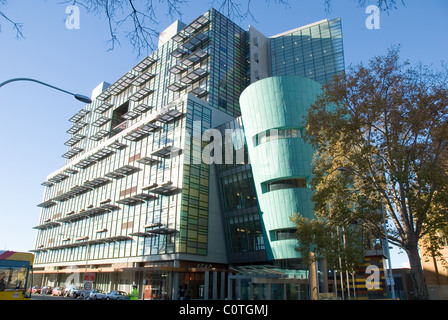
0,77,92,104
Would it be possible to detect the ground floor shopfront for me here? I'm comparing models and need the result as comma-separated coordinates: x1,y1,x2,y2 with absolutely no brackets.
32,260,318,300
32,256,391,300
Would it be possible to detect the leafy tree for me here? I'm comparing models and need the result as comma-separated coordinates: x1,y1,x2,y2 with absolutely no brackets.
291,213,364,274
0,0,404,56
303,46,448,300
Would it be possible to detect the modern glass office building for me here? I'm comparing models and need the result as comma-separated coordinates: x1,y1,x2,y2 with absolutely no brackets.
31,8,346,300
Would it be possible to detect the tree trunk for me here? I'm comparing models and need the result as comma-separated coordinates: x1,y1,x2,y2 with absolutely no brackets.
405,245,430,300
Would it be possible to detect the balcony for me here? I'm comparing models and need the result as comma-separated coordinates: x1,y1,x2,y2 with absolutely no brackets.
156,107,183,124
89,129,109,141
133,103,152,113
183,33,208,51
134,193,158,201
106,165,141,179
57,204,120,223
179,67,208,85
105,171,125,179
171,47,187,58
191,87,208,98
62,147,84,159
123,127,150,142
108,140,128,150
65,185,91,197
83,177,112,189
183,15,209,35
64,134,85,147
115,165,141,175
133,56,157,73
95,102,114,114
67,121,87,134
169,64,187,75
129,87,154,102
171,29,190,43
69,109,90,123
33,221,61,230
151,145,175,158
131,71,155,86
147,181,181,196
140,121,161,133
85,148,115,163
65,168,79,175
146,227,177,235
121,110,140,120
74,158,96,169
107,72,136,95
167,81,187,92
48,173,69,184
181,49,209,67
137,156,160,165
92,116,111,127
37,200,57,208
116,196,145,206
44,235,132,251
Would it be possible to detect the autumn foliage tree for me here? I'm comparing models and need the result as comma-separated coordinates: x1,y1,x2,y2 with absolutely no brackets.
302,47,448,300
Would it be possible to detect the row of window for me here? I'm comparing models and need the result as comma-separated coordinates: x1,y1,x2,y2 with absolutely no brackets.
253,128,302,147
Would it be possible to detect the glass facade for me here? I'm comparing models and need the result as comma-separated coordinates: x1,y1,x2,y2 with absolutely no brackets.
214,118,267,264
32,9,347,300
270,18,344,85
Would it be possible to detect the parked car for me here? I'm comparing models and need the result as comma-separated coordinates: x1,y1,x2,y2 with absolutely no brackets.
105,290,130,300
52,287,64,296
63,285,78,297
71,288,84,299
89,289,107,300
31,286,41,294
41,286,53,295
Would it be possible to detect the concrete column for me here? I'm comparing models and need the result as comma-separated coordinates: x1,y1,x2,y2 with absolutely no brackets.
212,271,218,300
227,277,233,300
172,271,179,300
204,271,209,300
266,283,271,300
236,279,241,300
220,272,226,300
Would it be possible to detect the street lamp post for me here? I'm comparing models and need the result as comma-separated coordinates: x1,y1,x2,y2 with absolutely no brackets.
337,167,396,300
0,77,92,103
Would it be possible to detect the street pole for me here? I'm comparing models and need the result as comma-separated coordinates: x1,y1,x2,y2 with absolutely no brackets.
337,167,396,300
0,77,92,103
379,196,396,300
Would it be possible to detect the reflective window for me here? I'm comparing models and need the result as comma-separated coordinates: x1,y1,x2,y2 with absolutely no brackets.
265,178,307,192
253,128,302,147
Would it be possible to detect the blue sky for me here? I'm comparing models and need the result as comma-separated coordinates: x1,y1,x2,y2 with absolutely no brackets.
0,0,446,268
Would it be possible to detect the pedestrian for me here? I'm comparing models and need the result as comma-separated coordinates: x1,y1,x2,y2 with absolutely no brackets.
129,284,138,300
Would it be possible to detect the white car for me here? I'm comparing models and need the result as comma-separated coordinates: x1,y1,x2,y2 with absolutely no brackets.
63,285,78,297
106,290,130,300
89,289,107,300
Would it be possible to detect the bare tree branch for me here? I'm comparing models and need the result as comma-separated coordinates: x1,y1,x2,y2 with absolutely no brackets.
0,0,24,39
1,0,407,55
324,0,405,13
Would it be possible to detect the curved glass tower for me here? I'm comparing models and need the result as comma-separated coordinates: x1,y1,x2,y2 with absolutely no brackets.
239,76,322,261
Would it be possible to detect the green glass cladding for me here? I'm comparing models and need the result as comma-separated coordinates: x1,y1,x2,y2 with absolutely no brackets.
214,118,267,263
270,18,344,85
208,9,249,117
239,76,322,261
179,99,212,255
